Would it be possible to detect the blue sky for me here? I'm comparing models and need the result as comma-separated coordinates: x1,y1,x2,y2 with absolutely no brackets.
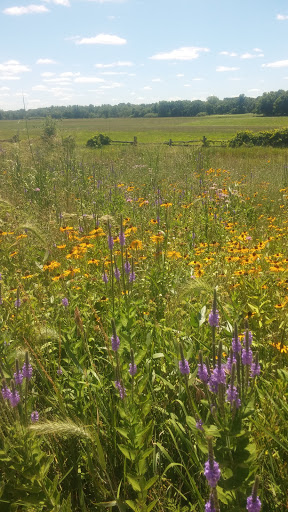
1,0,288,110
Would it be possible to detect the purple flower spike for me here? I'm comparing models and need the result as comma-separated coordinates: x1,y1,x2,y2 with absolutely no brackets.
9,390,20,407
102,272,109,284
246,495,261,512
208,309,219,327
111,334,120,351
129,363,137,376
31,411,39,423
115,380,126,399
114,268,121,281
62,297,69,307
204,459,221,488
124,261,131,275
22,362,33,380
119,231,125,247
2,386,11,400
205,499,216,512
209,366,226,394
198,363,210,383
242,349,253,366
226,385,241,408
13,370,23,386
108,234,114,251
179,359,190,375
129,272,136,283
251,361,261,377
232,336,242,353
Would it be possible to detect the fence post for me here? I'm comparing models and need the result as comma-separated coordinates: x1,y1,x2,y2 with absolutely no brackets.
133,136,137,146
169,139,172,147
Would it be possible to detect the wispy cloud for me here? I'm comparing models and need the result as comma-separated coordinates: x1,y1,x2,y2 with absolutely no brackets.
241,52,264,59
76,34,127,45
94,61,133,68
74,76,105,83
85,0,126,3
216,66,239,72
150,47,209,61
40,0,70,5
277,14,288,20
0,60,30,81
3,4,49,15
36,59,57,65
219,51,238,57
262,60,288,68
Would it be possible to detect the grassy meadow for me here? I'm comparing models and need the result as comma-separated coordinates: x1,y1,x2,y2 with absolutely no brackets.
0,117,288,512
1,113,288,144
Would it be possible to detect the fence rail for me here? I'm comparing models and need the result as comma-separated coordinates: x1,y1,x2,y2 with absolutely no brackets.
110,135,228,147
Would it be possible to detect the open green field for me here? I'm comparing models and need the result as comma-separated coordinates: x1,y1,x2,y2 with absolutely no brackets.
1,113,288,145
1,138,288,511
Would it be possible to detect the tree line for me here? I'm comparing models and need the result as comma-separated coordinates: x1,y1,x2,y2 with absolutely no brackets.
1,89,288,120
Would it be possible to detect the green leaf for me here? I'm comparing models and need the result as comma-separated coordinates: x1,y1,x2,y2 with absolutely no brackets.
127,474,141,492
143,475,158,491
118,445,136,461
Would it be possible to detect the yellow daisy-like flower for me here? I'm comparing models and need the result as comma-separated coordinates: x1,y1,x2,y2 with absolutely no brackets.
167,250,182,260
160,202,172,208
271,342,288,354
43,261,61,271
130,239,143,250
150,234,164,243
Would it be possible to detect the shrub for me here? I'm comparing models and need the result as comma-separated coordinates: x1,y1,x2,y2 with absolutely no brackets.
86,133,111,148
229,128,288,147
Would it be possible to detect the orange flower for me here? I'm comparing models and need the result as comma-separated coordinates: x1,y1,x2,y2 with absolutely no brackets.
167,250,182,260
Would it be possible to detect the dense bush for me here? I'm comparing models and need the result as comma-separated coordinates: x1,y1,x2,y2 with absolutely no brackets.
229,128,288,147
86,133,111,148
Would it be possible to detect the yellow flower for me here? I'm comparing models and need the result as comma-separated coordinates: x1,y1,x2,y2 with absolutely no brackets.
43,261,61,271
130,239,143,250
271,342,288,354
160,202,172,208
167,250,182,260
150,234,164,243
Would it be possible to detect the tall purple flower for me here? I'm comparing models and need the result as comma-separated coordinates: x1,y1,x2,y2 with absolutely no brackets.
204,458,221,487
22,355,33,380
232,336,242,353
62,297,69,307
209,366,226,394
242,349,253,366
124,260,131,275
246,476,261,512
129,272,136,283
114,267,121,281
208,310,219,327
111,334,120,351
205,497,216,512
129,362,137,376
251,361,261,377
226,385,241,408
1,384,11,400
9,389,20,407
13,369,23,385
119,231,125,247
102,272,109,284
31,411,39,423
15,298,21,309
115,380,126,399
198,351,210,383
179,359,190,375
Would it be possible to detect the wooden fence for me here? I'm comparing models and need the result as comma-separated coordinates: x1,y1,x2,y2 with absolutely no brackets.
110,135,228,147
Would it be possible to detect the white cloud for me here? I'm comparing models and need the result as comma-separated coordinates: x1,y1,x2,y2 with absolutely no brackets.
0,86,10,91
60,72,81,77
32,85,49,91
86,0,126,3
143,86,152,90
262,60,288,68
76,34,127,45
253,48,263,52
0,75,20,81
277,14,288,20
216,66,239,72
3,5,49,15
36,59,57,65
176,73,184,77
74,76,105,83
219,51,238,57
192,77,203,81
52,0,70,5
0,60,30,75
150,46,209,61
241,52,264,59
99,82,122,89
99,71,135,76
151,78,162,82
94,61,133,68
41,72,55,77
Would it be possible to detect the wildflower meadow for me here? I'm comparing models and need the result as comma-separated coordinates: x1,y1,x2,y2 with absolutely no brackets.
0,128,288,512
